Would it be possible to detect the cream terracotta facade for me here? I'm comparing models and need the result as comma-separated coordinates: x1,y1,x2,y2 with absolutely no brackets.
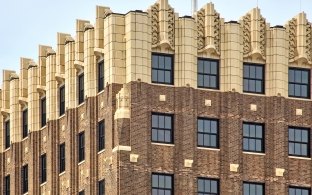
0,0,312,194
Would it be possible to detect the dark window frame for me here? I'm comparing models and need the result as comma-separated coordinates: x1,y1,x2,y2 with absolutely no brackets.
243,63,265,94
243,182,265,195
151,173,174,195
243,122,265,153
98,60,105,92
288,126,310,157
59,85,65,116
289,67,311,99
21,164,28,194
197,118,219,149
98,179,105,195
41,97,47,127
197,177,220,195
59,143,65,173
22,109,28,138
78,73,85,104
152,53,174,85
40,154,47,184
151,113,174,144
4,175,10,195
98,120,105,152
79,190,85,195
289,186,311,195
78,132,85,162
197,58,220,89
4,120,10,149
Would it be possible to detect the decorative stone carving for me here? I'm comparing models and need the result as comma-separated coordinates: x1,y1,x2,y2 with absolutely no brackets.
114,86,130,119
288,18,297,60
167,6,175,46
150,3,160,46
242,14,251,55
259,16,266,56
197,8,205,50
213,11,221,53
306,22,312,62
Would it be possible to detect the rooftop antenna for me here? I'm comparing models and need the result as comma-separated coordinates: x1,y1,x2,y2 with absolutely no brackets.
192,0,198,15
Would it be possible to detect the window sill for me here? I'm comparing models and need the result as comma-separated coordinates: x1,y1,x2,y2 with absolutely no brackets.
288,156,311,160
77,102,85,108
197,87,220,92
4,147,11,152
150,82,175,88
23,193,29,195
22,137,29,142
152,142,175,147
40,125,47,130
197,147,220,151
242,92,266,97
40,182,47,187
59,171,66,177
97,149,105,155
97,90,105,95
243,151,265,156
78,160,85,166
287,96,311,101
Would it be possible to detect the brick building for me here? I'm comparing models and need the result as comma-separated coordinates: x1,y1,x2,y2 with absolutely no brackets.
0,0,312,194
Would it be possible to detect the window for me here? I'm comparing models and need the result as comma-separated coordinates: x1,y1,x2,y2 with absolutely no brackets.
197,118,219,148
152,173,173,195
289,68,310,99
243,122,265,153
5,120,10,149
78,73,84,104
98,120,105,151
4,175,10,195
98,60,104,92
40,154,47,183
59,143,65,173
98,179,105,195
79,190,85,195
289,187,311,195
41,97,46,127
152,113,173,144
22,109,28,138
243,63,265,94
22,165,28,194
243,182,264,195
152,53,173,85
198,178,219,195
78,132,85,162
59,86,65,116
288,127,310,157
197,59,219,89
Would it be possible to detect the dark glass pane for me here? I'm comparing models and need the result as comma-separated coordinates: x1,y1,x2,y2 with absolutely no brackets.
158,71,165,82
198,179,204,192
289,188,295,195
165,71,171,83
198,60,204,73
152,175,158,187
295,130,302,142
158,175,165,188
210,135,217,147
210,76,217,88
301,85,308,97
289,84,295,96
302,190,309,195
256,80,262,93
295,84,301,96
165,116,172,129
249,139,256,151
243,124,249,136
256,126,263,138
256,66,263,79
302,71,309,84
250,184,256,194
289,143,294,155
301,144,307,156
158,130,165,142
198,120,204,132
256,140,262,152
244,65,250,78
289,69,295,82
152,70,158,82
152,129,158,141
165,57,172,70
243,138,249,150
243,79,249,92
256,185,263,195
301,130,308,143
204,120,210,133
295,70,301,83
165,176,171,188
244,184,249,195
295,143,301,155
204,76,210,87
203,61,210,74
249,125,256,137
211,62,217,74
210,121,217,133
289,128,295,141
211,180,218,193
198,134,204,146
204,134,210,146
250,66,256,78
164,131,171,143
159,56,165,69
198,75,204,87
249,80,256,92
152,115,158,128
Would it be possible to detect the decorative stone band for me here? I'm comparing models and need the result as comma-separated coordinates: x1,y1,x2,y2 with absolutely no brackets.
112,145,132,153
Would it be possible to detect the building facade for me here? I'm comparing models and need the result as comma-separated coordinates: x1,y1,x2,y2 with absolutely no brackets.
0,0,312,194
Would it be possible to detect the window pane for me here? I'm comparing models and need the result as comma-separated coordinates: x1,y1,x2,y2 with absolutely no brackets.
249,80,256,92
250,66,256,78
244,65,250,78
165,57,172,70
204,76,210,87
295,130,302,142
210,121,217,133
158,116,165,128
158,71,165,82
301,85,308,97
204,120,210,133
198,60,204,73
256,140,262,152
211,62,217,74
198,75,204,87
159,175,165,188
158,130,165,142
204,134,210,146
249,125,256,137
165,71,171,83
198,134,204,146
210,76,217,88
211,180,218,193
302,71,309,84
198,120,204,132
198,179,204,192
159,56,165,69
302,130,308,142
289,128,295,141
244,184,249,194
203,62,210,74
250,184,256,194
152,115,158,128
256,126,263,138
256,66,263,79
243,138,249,150
256,80,262,93
295,84,301,97
165,176,172,188
152,55,158,68
289,84,295,96
289,69,295,82
243,79,249,92
256,185,263,194
249,139,256,151
152,129,158,141
210,135,217,147
289,143,294,154
152,70,158,82
165,131,171,143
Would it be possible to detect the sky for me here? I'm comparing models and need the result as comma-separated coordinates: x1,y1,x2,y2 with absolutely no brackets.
0,0,311,82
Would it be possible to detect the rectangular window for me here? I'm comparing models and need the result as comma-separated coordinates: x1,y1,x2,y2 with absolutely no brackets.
40,154,47,184
197,58,219,89
243,63,265,94
197,118,219,148
152,113,173,144
79,190,85,195
59,85,65,116
22,109,28,138
152,173,173,195
41,97,46,127
289,186,311,195
5,120,10,149
98,60,104,92
243,122,265,153
78,73,84,104
289,68,310,99
98,120,105,151
78,132,85,162
198,178,219,195
152,53,174,85
59,143,65,173
243,182,264,195
21,165,28,194
4,175,10,195
98,179,105,195
288,127,310,157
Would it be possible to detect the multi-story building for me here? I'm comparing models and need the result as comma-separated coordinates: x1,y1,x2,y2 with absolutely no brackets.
0,0,312,194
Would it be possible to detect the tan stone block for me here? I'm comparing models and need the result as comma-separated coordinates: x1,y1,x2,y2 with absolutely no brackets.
250,104,257,111
276,168,285,177
184,159,193,168
230,164,239,172
296,109,303,116
130,154,139,163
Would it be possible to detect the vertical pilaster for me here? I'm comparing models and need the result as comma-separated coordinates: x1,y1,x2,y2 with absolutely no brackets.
9,74,20,143
46,50,58,121
57,33,71,76
75,20,90,63
65,38,77,109
28,64,40,132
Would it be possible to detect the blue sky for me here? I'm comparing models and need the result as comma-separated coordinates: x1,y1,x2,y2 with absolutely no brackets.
0,0,311,82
